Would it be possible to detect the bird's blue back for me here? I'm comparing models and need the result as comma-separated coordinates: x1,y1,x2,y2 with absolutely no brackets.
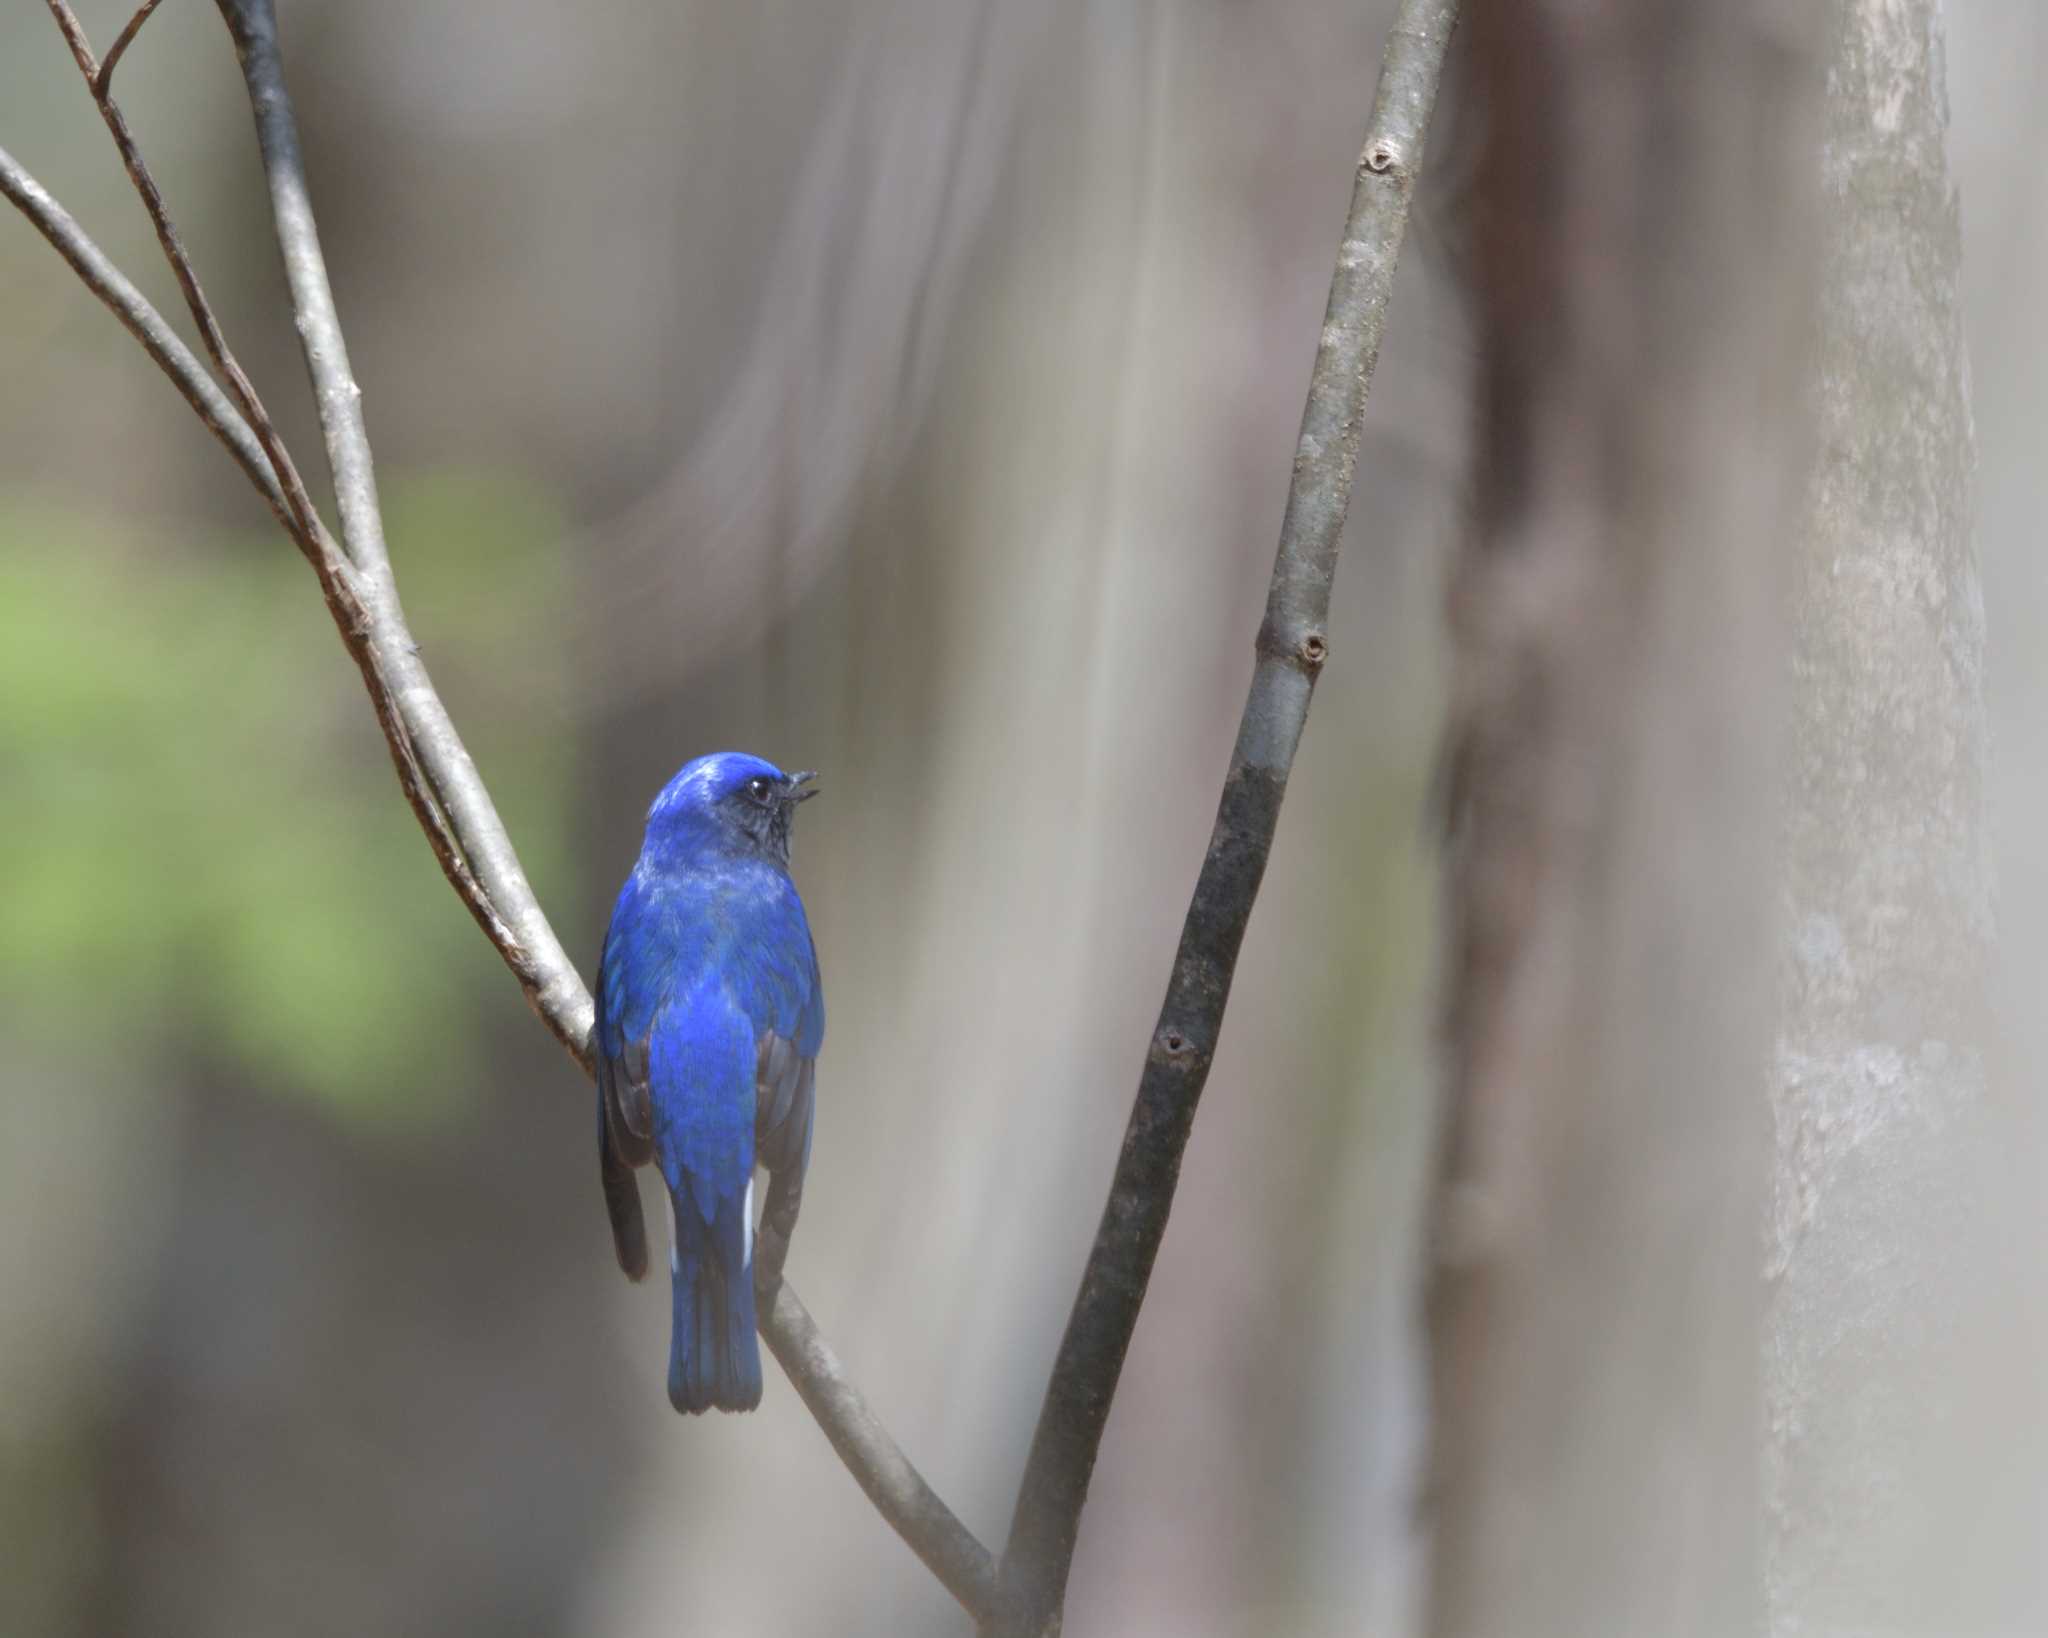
594,752,824,1413
601,856,823,1192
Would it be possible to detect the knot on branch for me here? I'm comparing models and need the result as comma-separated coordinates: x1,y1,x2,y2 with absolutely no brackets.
1151,1024,1198,1066
1256,622,1332,675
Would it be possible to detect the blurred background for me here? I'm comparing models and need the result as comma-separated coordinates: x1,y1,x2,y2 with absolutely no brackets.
0,1,2041,1635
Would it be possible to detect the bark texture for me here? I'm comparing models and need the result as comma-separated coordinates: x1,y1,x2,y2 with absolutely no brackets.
1766,1,2000,1630
1425,5,1824,1635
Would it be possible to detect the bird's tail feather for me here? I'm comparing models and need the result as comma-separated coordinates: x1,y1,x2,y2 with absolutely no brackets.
667,1188,762,1414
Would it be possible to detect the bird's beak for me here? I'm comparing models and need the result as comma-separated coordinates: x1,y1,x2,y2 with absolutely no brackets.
784,770,821,803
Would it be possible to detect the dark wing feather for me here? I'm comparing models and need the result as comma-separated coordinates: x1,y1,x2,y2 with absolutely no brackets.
611,1031,654,1155
598,1086,649,1281
756,1032,799,1135
594,920,651,1279
757,1034,815,1170
754,923,823,1253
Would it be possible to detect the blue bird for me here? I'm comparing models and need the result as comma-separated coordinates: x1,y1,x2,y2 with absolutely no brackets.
593,752,824,1413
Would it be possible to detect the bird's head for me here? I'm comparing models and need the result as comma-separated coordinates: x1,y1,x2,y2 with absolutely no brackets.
645,751,819,870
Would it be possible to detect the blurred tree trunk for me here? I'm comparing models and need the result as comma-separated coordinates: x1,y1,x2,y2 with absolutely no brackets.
1423,5,1823,1636
1766,0,2008,1631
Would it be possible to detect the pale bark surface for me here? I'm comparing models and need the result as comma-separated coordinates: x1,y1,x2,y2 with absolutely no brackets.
1767,1,2001,1630
1425,5,1823,1635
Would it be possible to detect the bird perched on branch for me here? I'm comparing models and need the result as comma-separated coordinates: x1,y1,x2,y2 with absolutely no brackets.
593,752,824,1413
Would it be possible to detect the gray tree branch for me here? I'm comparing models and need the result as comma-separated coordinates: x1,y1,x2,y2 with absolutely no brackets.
984,3,1458,1632
763,1281,999,1614
215,0,593,1054
96,0,166,95
4,2,996,1619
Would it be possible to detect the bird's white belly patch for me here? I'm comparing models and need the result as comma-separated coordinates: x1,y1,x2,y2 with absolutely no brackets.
743,1174,756,1267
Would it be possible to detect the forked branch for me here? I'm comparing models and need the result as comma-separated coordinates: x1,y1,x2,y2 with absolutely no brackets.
4,0,995,1619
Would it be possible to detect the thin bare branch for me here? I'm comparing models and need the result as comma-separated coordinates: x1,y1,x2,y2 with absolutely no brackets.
984,2,1459,1631
761,1279,999,1617
216,0,596,1059
97,0,167,95
43,0,100,78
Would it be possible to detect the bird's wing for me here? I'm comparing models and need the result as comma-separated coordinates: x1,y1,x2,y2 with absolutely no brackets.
756,1035,815,1177
746,885,824,1178
597,1088,648,1281
595,902,656,1164
594,889,660,1281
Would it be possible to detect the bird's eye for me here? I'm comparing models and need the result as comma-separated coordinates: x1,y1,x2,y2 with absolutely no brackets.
745,777,772,802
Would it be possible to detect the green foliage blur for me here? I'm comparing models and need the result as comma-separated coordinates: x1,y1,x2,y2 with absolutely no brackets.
0,471,578,1129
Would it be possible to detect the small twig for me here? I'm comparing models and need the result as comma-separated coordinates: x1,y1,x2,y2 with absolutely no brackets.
42,0,101,79
983,2,1459,1632
97,0,166,95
